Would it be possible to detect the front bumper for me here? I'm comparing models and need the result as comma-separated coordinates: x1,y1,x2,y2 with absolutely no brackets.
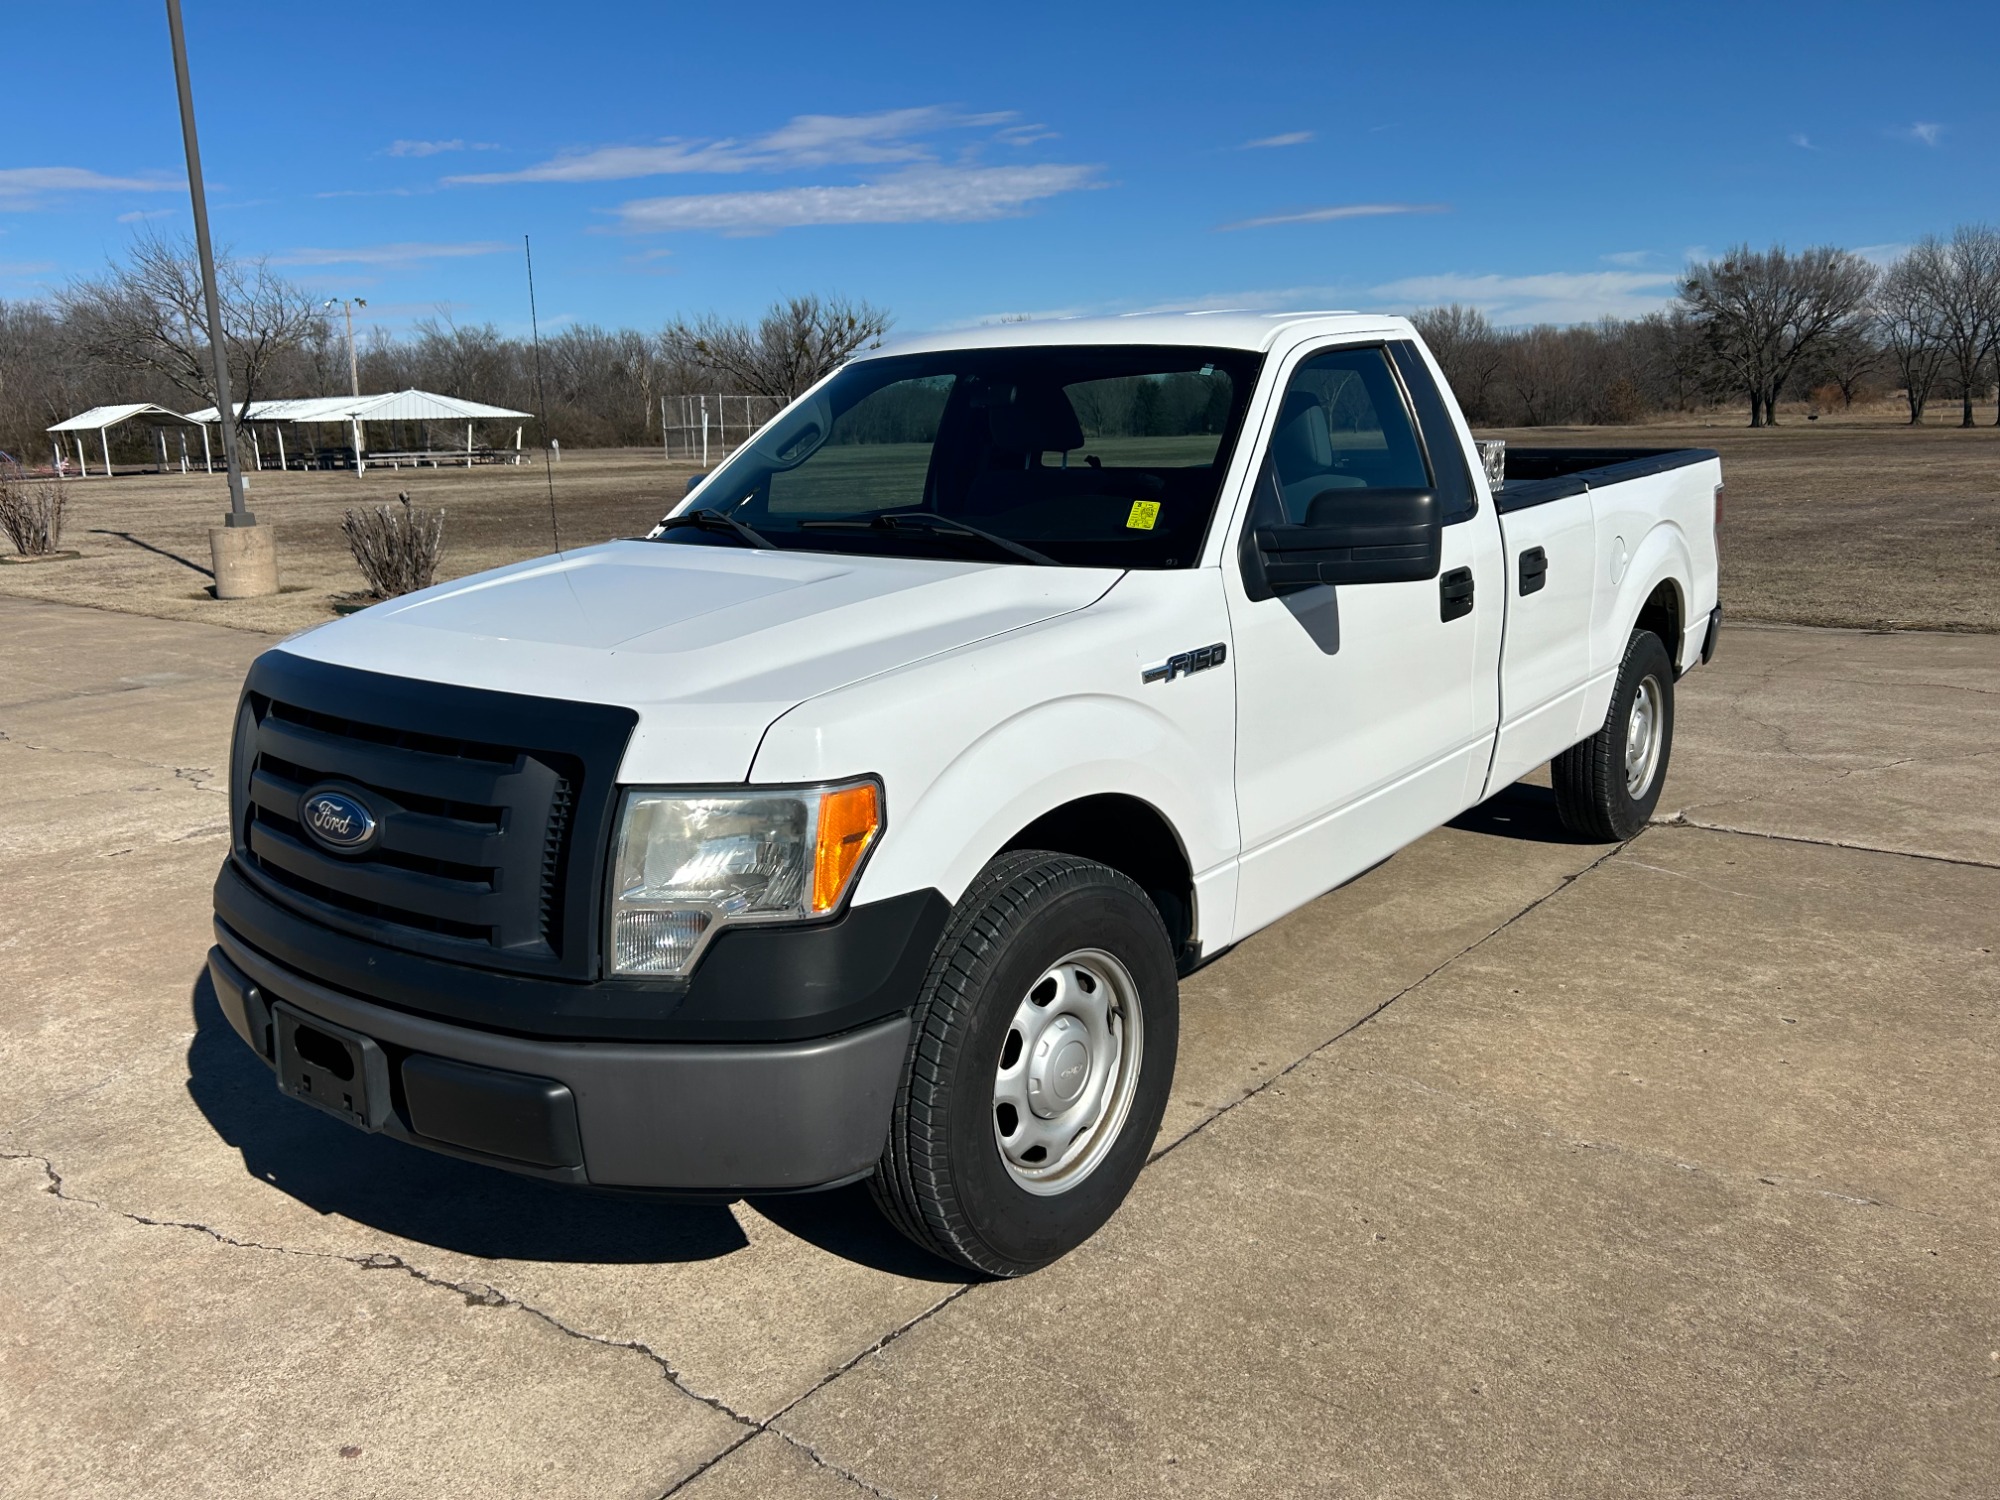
209,928,910,1193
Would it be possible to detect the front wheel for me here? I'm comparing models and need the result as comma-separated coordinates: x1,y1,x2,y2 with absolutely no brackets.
1553,627,1676,840
870,851,1179,1276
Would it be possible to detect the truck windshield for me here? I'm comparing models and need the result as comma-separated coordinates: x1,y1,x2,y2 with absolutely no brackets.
658,345,1262,569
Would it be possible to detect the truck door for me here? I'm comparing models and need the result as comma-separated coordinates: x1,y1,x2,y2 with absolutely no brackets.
1225,341,1504,938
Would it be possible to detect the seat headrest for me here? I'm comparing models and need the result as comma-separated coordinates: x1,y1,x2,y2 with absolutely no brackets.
1271,390,1332,481
986,385,1084,455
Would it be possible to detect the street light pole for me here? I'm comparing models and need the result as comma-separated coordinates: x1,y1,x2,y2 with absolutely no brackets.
325,296,366,398
165,0,251,529
168,0,277,598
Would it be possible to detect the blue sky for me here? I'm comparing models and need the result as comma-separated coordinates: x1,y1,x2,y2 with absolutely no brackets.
2,1,1991,342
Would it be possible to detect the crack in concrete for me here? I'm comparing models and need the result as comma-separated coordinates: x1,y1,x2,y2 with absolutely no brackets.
0,675,211,715
1657,814,2000,871
0,730,225,792
1146,838,1638,1169
1676,745,2000,826
1355,1069,1935,1220
2,1144,931,1500
654,1286,976,1497
4,1069,125,1134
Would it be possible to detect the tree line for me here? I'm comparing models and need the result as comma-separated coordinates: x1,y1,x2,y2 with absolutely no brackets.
4,225,1998,464
0,231,888,463
1419,224,2000,429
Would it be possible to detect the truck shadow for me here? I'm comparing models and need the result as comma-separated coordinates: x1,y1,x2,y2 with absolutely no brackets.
1447,780,1609,846
185,972,955,1278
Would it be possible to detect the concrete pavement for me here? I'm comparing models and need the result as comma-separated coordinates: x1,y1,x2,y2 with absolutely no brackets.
2,597,1995,1497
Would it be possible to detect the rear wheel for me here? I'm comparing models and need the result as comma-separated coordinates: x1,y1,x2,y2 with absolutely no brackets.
1553,628,1675,841
870,851,1179,1276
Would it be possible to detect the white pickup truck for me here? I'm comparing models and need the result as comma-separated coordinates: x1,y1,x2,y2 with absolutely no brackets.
208,313,1721,1274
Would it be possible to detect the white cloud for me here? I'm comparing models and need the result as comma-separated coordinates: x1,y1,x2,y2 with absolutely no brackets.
1242,131,1314,149
1370,270,1679,325
0,166,177,209
1790,132,1817,150
116,208,176,223
1600,250,1654,267
452,107,1016,184
1850,241,1910,268
612,163,1101,233
385,139,498,157
0,260,57,276
1896,121,1945,146
1218,202,1445,231
269,241,511,266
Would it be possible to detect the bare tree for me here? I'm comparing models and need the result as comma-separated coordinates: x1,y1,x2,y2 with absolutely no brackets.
1629,307,1723,414
58,231,323,434
661,294,891,406
0,299,95,459
1411,304,1504,422
1500,325,1595,426
1877,253,1951,423
1679,244,1877,426
408,312,513,399
1899,225,2000,427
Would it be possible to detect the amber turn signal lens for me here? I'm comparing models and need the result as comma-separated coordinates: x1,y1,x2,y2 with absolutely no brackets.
810,782,881,914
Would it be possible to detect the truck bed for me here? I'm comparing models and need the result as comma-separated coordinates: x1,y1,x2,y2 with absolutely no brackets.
1493,447,1720,512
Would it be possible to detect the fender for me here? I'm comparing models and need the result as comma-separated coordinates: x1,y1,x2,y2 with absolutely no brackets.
751,579,1241,949
1581,518,1695,731
855,692,1230,937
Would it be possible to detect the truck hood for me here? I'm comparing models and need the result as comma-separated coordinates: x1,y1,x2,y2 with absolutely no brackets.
276,540,1118,781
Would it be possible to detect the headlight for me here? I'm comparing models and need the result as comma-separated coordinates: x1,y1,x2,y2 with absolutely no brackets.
608,779,882,976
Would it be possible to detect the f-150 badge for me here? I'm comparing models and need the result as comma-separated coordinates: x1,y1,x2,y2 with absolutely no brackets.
1142,642,1227,685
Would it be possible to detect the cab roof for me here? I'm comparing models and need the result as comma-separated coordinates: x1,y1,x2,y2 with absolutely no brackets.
871,310,1413,358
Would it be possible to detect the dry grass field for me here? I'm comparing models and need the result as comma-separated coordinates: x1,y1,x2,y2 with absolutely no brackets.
1504,414,2000,633
2,416,1994,635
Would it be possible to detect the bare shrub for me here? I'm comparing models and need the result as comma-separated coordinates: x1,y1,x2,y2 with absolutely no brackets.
0,456,68,555
341,491,444,598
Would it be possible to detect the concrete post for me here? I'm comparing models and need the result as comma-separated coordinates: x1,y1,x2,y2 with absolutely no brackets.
209,521,279,598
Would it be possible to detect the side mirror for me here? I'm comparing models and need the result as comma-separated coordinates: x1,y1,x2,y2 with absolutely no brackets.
684,471,709,495
1251,488,1441,596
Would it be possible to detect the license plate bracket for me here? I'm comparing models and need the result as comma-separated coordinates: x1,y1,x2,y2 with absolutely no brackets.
273,1003,392,1131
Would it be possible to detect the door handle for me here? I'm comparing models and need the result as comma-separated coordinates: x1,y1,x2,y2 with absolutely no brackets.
1439,566,1474,622
1519,547,1548,596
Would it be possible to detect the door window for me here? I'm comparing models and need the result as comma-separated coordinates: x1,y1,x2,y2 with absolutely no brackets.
1260,346,1430,524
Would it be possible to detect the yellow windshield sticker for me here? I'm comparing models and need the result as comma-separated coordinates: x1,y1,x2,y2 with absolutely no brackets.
1126,500,1161,531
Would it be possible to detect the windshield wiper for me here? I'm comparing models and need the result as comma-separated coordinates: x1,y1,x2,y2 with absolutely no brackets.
655,509,775,550
799,513,1057,567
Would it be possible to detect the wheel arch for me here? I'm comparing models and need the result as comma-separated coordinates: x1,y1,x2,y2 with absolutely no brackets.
1614,523,1696,675
999,793,1198,967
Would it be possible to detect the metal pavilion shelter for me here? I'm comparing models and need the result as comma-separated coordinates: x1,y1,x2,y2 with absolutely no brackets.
45,403,209,478
185,389,534,473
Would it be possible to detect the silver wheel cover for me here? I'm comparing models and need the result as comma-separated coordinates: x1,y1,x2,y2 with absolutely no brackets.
1625,674,1665,798
991,948,1145,1196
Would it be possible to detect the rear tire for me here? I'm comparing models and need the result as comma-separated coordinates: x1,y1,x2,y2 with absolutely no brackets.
1553,628,1675,841
870,851,1179,1277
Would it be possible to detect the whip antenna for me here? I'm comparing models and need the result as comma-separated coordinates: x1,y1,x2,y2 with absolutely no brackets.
524,234,562,554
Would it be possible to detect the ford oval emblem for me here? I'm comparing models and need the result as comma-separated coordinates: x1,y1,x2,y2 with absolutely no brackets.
300,787,378,852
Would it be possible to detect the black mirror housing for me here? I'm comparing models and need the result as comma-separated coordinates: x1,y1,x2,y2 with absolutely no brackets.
684,472,709,495
1252,487,1441,595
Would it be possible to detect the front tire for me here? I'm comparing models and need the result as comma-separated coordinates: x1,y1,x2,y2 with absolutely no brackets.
1553,627,1676,840
870,851,1179,1276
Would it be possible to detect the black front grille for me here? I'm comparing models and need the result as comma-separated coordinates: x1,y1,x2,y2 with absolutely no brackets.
230,651,637,979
